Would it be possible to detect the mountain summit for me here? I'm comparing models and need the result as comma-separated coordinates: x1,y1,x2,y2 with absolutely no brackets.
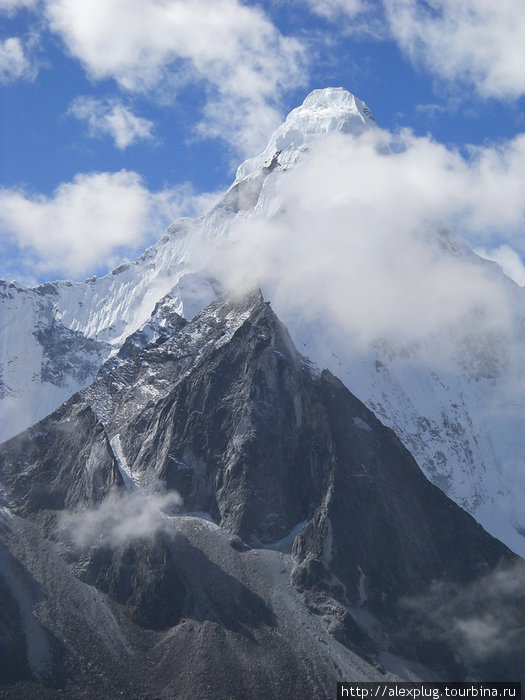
1,88,525,560
236,87,375,180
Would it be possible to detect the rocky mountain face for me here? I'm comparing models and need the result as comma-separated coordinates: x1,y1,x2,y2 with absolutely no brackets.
1,291,524,698
1,87,525,558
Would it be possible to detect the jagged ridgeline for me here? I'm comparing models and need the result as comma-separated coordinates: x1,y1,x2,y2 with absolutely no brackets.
1,291,524,698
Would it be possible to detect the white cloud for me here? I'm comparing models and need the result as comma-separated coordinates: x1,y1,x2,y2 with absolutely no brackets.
0,36,37,83
208,127,525,351
58,485,182,548
476,245,525,287
384,0,525,100
68,96,154,149
305,0,366,20
0,171,223,278
0,0,38,14
44,0,306,156
302,0,385,38
300,1,525,101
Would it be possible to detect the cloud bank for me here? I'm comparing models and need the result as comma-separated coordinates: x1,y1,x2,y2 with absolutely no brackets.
210,127,524,352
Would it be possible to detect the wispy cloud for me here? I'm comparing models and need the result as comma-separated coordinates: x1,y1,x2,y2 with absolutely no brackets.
44,0,307,157
402,559,525,663
304,0,366,21
68,96,154,150
301,0,385,38
0,171,223,279
58,484,182,548
0,35,38,84
384,0,525,100
0,0,38,14
415,102,449,119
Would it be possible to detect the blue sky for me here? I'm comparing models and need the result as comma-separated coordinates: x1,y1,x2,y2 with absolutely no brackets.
1,0,525,284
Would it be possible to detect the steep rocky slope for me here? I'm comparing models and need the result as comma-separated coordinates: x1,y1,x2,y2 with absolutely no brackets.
1,292,523,697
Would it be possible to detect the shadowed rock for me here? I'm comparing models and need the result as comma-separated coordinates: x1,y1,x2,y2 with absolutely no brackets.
0,291,523,696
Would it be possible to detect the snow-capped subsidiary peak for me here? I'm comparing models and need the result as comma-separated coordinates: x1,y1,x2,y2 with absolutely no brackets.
236,87,376,180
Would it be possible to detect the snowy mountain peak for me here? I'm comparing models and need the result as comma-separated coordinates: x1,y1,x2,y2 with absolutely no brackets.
300,86,375,121
236,87,375,180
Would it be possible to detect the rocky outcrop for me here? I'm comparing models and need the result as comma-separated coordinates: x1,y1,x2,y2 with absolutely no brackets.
0,401,121,517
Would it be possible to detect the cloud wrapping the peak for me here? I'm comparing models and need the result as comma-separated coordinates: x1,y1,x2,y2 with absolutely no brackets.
209,127,525,352
68,96,154,149
384,0,525,100
44,0,306,156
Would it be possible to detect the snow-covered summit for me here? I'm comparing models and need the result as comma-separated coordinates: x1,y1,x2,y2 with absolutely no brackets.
236,87,375,180
4,87,525,559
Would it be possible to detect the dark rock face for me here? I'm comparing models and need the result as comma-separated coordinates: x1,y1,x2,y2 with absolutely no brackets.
34,321,108,387
0,536,63,691
78,534,185,630
0,402,122,516
292,369,506,605
120,294,331,544
0,291,524,697
0,552,31,685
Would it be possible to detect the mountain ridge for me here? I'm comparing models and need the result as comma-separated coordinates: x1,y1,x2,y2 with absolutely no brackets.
1,290,523,696
1,87,525,559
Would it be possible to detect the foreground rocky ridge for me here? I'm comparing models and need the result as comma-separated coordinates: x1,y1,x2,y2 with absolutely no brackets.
1,292,524,697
